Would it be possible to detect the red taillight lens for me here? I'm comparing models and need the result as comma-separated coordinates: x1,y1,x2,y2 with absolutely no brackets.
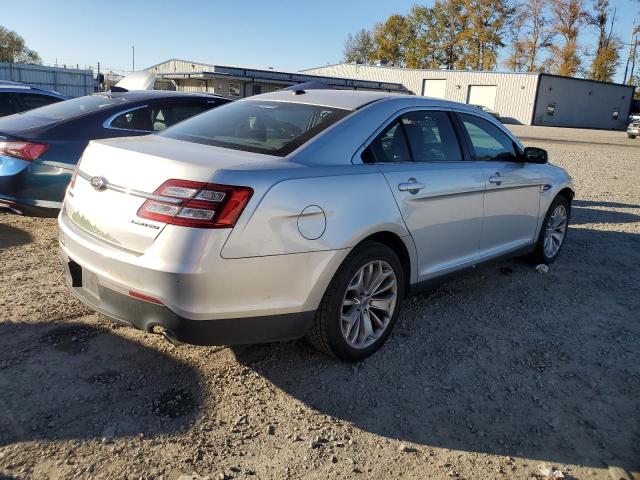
69,171,77,190
0,141,49,161
137,179,253,228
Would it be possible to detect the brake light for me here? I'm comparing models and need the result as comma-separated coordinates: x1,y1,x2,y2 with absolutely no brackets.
137,179,253,228
0,141,49,161
69,171,77,190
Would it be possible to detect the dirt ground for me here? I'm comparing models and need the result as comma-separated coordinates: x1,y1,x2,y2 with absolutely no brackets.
0,126,639,480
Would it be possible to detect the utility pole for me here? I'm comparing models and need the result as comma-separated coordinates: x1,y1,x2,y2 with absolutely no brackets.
629,35,638,86
132,45,135,72
623,21,636,85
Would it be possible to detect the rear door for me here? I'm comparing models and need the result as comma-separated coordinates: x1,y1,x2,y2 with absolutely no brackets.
363,109,485,281
456,112,542,257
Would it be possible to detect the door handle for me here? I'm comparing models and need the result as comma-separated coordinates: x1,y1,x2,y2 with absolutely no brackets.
488,172,502,185
398,180,425,193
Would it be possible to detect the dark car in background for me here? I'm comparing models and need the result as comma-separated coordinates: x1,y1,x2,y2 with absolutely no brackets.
0,80,67,117
0,90,230,216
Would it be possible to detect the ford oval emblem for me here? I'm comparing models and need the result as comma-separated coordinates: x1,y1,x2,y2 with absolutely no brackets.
90,176,108,191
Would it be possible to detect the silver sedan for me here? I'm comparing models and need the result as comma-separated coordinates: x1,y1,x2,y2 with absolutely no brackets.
59,89,574,361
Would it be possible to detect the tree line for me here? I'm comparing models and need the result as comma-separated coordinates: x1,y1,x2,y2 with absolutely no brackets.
343,0,638,84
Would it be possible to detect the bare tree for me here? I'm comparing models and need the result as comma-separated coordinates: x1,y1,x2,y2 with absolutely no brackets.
505,2,528,71
343,29,376,64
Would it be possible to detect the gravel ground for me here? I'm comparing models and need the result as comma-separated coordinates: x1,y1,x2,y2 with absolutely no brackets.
1,126,639,480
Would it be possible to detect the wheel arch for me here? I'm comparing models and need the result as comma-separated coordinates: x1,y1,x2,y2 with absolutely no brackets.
354,231,416,296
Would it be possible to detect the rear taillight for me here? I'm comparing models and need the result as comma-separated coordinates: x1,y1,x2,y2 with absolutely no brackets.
137,179,253,228
0,141,49,161
69,171,77,190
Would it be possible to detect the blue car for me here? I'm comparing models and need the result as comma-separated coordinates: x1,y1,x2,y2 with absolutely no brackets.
0,90,230,216
0,80,67,117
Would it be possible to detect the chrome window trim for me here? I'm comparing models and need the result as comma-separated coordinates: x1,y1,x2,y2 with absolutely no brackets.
76,169,183,204
352,106,525,166
102,105,152,132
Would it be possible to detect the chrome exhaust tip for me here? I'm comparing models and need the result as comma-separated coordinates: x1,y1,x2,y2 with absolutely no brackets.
161,329,183,347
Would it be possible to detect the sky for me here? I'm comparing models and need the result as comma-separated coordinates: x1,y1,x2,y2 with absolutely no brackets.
1,0,638,82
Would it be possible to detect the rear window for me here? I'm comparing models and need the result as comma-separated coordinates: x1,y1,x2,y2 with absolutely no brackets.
20,95,126,121
160,100,351,156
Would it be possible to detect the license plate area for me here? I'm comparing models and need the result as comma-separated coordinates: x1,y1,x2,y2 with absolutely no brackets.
68,259,100,300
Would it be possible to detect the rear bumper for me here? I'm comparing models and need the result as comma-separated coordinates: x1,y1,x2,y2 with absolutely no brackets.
0,156,71,213
62,257,315,345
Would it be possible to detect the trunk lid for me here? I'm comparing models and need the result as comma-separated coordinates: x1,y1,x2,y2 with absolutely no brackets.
64,135,271,254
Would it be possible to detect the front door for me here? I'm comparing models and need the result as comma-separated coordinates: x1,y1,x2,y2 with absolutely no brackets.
456,113,542,258
363,109,485,282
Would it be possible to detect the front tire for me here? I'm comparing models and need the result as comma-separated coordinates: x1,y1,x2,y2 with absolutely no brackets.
628,134,637,139
306,241,405,361
530,196,570,264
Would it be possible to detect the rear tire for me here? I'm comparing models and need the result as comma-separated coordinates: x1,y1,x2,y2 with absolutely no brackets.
306,241,405,361
628,134,637,139
530,195,570,264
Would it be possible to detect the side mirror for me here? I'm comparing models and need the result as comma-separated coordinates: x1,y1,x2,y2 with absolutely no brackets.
523,146,548,164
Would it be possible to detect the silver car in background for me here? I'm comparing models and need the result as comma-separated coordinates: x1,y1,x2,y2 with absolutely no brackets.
58,90,574,361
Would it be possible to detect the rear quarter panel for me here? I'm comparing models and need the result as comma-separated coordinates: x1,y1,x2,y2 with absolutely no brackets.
219,164,413,262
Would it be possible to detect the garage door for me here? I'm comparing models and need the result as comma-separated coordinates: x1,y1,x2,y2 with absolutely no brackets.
422,79,447,99
467,85,497,109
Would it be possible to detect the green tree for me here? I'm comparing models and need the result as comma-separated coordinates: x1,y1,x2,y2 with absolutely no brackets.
0,26,41,64
373,14,410,66
587,0,621,81
505,3,528,71
343,29,376,64
548,0,588,76
459,0,513,70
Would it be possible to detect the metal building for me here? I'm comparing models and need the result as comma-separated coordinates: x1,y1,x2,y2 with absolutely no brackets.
0,62,94,97
303,63,634,130
146,59,409,98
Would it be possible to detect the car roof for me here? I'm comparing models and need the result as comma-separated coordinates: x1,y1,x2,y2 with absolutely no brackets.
246,89,481,113
100,89,227,101
0,80,66,98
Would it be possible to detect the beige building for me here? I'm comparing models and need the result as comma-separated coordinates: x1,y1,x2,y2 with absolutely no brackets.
146,59,409,99
303,63,634,130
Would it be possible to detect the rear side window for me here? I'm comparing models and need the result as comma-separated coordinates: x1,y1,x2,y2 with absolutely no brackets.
110,107,153,131
401,111,462,162
0,93,19,116
362,119,411,163
458,113,517,161
17,93,63,111
160,100,350,156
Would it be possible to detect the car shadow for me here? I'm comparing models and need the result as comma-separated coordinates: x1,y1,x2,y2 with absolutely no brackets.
233,226,640,471
573,199,640,209
0,223,33,251
0,321,203,446
570,205,640,225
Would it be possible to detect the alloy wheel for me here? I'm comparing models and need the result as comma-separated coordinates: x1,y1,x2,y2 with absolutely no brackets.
543,204,568,258
340,260,398,349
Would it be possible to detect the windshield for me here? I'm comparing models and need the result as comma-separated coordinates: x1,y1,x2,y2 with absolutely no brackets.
160,100,351,156
20,95,126,121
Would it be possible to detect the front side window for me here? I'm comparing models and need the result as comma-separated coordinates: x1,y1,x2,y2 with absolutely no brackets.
151,103,210,131
400,110,462,162
458,113,518,162
160,100,350,156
